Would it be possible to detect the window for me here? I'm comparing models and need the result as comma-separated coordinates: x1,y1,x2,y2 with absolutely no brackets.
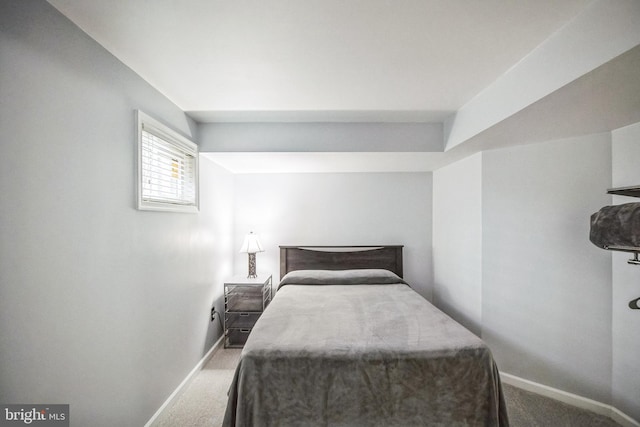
136,110,199,213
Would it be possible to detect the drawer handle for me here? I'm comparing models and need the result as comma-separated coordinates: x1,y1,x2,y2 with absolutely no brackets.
240,329,251,333
239,313,250,317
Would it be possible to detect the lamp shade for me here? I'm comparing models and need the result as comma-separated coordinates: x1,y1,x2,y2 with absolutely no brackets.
239,232,264,254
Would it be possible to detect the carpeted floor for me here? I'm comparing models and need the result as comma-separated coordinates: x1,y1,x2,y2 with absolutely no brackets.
153,347,622,427
502,383,621,427
154,348,241,427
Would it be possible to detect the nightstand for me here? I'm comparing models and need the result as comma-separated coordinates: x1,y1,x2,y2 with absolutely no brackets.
223,274,272,348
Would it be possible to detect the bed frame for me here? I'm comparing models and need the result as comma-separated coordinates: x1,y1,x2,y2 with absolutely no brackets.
279,245,403,280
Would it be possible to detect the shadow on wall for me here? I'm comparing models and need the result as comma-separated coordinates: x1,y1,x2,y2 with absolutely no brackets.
481,324,611,406
204,294,226,355
432,285,481,337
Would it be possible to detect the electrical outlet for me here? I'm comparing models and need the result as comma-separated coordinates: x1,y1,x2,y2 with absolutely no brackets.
211,307,217,322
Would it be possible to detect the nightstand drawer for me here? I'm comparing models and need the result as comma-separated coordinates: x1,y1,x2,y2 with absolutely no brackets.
225,312,260,329
225,285,264,312
223,274,272,348
225,328,252,348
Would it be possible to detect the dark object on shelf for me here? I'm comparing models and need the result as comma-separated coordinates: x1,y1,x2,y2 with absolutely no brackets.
590,195,640,310
590,202,640,254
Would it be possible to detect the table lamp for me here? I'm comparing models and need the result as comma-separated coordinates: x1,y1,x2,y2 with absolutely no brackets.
239,231,264,278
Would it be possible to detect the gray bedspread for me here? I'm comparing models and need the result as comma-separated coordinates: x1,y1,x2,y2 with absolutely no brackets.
223,271,508,426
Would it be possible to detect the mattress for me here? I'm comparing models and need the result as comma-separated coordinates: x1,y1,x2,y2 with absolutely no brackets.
223,269,509,426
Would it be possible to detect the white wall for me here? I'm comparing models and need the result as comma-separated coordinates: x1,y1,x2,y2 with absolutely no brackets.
231,173,433,298
611,121,640,421
433,124,640,421
433,153,482,336
482,133,613,404
199,122,443,152
199,158,236,347
0,2,234,426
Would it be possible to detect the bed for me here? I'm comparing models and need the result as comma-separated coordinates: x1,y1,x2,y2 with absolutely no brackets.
223,246,509,426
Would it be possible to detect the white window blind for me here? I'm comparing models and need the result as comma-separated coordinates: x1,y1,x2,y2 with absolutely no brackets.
136,111,199,212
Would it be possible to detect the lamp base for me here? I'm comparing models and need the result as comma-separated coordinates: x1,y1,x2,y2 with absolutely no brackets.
247,252,257,278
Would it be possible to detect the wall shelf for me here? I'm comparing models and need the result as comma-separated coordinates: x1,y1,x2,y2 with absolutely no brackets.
597,187,640,309
607,185,640,198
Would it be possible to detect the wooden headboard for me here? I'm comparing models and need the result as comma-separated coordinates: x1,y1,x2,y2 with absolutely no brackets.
279,246,404,280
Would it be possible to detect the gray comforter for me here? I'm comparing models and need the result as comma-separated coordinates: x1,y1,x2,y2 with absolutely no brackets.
223,270,508,426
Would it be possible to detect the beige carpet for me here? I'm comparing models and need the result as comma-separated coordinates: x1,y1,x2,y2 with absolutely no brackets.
502,383,621,427
153,348,241,427
153,347,622,427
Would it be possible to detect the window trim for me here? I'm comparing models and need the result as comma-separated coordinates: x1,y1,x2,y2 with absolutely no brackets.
136,110,199,213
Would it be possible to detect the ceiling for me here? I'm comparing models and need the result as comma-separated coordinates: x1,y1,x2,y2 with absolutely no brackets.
47,0,590,119
46,0,640,173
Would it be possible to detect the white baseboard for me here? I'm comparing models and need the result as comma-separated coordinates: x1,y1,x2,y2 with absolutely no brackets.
144,335,225,427
501,372,639,427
